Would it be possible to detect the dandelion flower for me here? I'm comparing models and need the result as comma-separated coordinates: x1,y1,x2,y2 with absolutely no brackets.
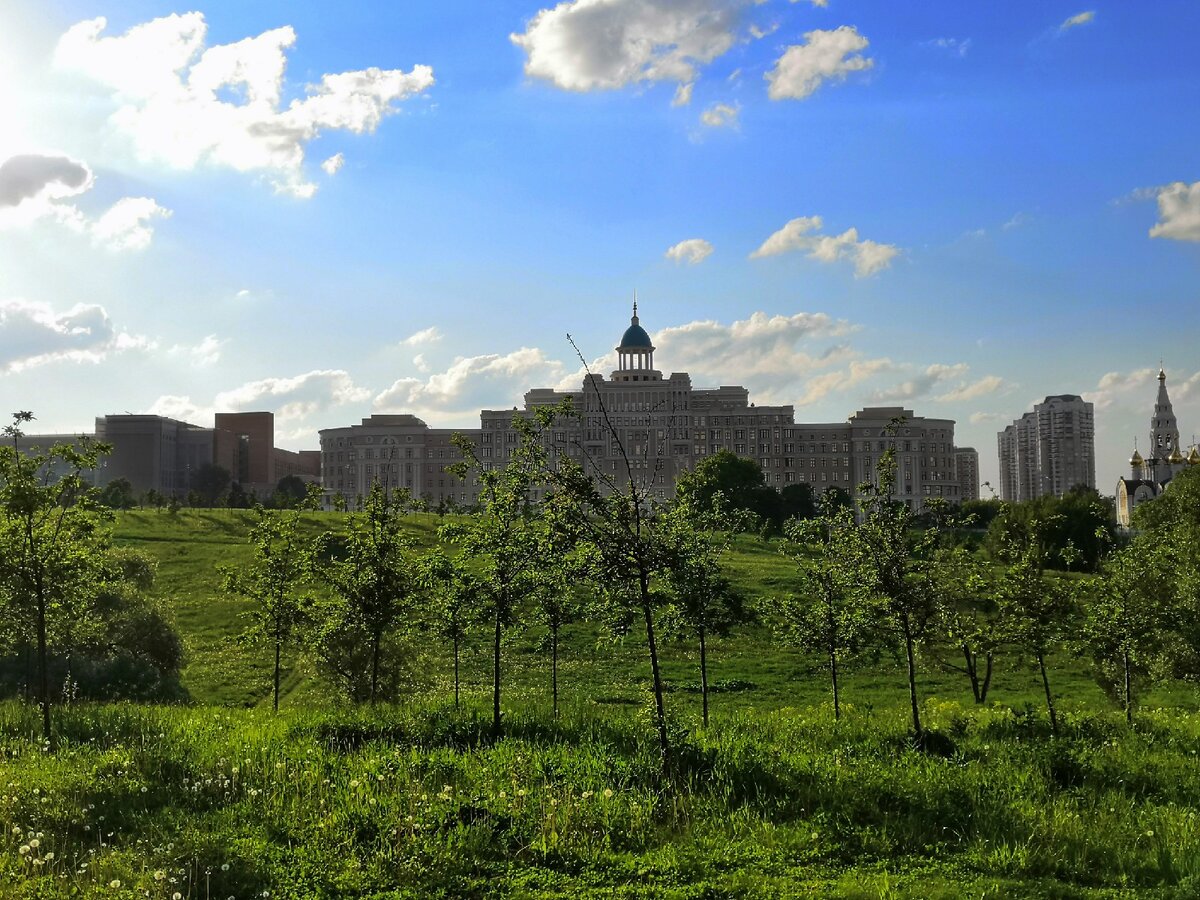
154,871,166,881
18,845,29,855
28,839,38,849
603,789,613,799
110,880,121,888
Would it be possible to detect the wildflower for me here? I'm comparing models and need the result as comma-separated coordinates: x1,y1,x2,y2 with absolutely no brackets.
221,863,230,872
517,789,526,797
350,779,360,789
174,893,183,900
154,871,166,881
603,789,613,799
29,838,39,849
1146,829,1155,837
44,852,54,861
18,845,29,855
110,880,121,889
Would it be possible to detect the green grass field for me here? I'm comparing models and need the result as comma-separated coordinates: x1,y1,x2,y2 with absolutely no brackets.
0,510,1197,898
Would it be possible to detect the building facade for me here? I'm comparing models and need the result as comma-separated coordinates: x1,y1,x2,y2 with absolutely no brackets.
997,394,1096,501
319,306,965,511
1116,368,1200,526
955,447,980,501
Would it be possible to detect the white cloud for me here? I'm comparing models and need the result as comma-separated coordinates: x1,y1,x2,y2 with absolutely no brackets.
0,154,92,208
1058,11,1095,32
402,326,443,347
665,237,714,264
376,348,567,417
321,153,345,176
935,375,1005,403
0,153,170,248
1002,211,1031,231
791,0,829,6
871,363,970,403
750,215,899,277
151,369,371,428
969,411,1008,425
671,82,694,107
167,334,223,367
921,37,971,58
765,26,873,101
699,101,739,128
0,298,150,373
511,0,746,93
90,197,171,250
55,13,434,197
1149,181,1200,242
1084,367,1158,410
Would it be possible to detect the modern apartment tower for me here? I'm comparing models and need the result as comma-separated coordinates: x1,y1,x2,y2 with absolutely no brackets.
997,395,1096,501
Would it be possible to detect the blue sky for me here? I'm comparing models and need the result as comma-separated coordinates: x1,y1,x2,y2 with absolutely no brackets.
1,0,1198,492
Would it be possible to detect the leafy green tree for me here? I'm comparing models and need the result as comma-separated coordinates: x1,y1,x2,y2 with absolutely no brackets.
1083,537,1177,725
994,520,1075,736
272,474,310,509
316,484,420,702
848,429,940,738
0,413,114,743
532,559,577,720
930,545,997,704
97,478,136,510
1133,465,1200,533
779,483,817,521
987,489,1116,572
675,450,781,531
443,428,551,734
221,506,313,712
190,463,231,508
661,523,749,727
420,550,479,708
774,500,872,721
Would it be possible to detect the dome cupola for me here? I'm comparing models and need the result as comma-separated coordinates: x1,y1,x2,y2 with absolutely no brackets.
613,299,660,381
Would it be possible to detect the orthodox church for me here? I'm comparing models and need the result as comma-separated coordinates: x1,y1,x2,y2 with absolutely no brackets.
1115,368,1200,526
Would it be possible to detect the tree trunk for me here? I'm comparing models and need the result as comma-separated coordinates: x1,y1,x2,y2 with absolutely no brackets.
639,566,670,772
453,632,460,710
980,653,993,704
273,629,281,713
963,643,981,703
36,580,51,745
699,625,709,728
829,642,841,722
1037,650,1058,737
492,613,502,736
551,624,559,721
1123,648,1133,727
902,614,922,738
369,629,381,704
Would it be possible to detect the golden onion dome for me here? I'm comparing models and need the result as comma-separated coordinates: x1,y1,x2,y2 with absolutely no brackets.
1130,449,1144,466
1170,445,1186,464
1189,445,1200,465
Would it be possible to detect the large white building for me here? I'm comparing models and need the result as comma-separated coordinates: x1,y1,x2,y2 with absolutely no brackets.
318,306,966,510
997,394,1096,501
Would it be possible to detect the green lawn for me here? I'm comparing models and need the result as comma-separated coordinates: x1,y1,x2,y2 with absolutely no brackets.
0,509,1175,897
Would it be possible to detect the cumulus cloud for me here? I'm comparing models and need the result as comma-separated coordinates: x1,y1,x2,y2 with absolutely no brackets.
0,298,150,373
151,369,370,429
1084,367,1159,410
55,13,434,197
0,154,92,207
167,334,223,367
765,26,873,101
1149,181,1200,242
402,326,443,347
321,153,345,176
671,82,694,107
0,153,170,248
699,101,739,128
969,411,1008,425
90,197,171,250
921,37,971,58
1058,11,1095,32
511,0,746,93
934,375,1005,403
750,215,899,277
870,363,970,403
376,348,568,417
665,237,714,264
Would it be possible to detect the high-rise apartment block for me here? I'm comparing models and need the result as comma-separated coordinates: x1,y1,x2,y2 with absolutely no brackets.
320,307,967,510
955,447,980,501
997,395,1095,501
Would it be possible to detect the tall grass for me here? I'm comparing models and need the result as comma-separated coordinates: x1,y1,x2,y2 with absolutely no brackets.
2,699,1199,897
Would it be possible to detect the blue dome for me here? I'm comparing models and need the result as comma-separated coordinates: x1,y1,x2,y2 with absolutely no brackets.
619,322,653,349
